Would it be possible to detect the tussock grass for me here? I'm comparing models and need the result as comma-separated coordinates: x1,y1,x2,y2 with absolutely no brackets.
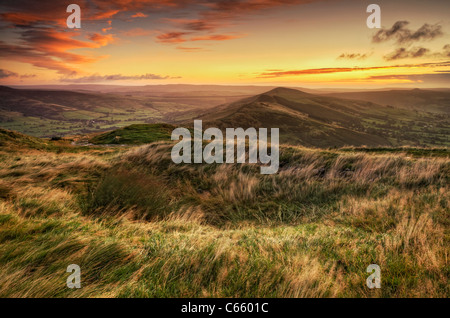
117,144,448,224
82,168,172,220
0,142,448,297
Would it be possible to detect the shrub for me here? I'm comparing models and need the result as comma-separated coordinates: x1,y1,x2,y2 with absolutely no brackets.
0,181,13,200
83,168,172,220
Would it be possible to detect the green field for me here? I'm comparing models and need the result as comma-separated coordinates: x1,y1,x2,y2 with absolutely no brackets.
89,124,176,145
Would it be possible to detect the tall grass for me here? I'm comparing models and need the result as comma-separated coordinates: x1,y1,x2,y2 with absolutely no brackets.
82,168,172,220
0,143,448,297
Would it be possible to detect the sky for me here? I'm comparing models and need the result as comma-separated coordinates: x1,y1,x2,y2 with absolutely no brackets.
0,0,449,88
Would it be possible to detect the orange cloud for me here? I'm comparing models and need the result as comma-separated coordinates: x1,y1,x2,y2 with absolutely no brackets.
0,3,119,26
190,34,243,41
0,1,125,75
165,18,221,31
156,32,189,43
0,26,114,75
60,73,181,83
131,12,148,18
89,33,117,47
258,67,388,78
91,10,120,21
157,32,243,44
0,41,80,75
0,0,334,76
257,61,450,78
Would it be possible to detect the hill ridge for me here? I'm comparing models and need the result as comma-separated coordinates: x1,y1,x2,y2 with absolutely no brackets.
198,87,448,147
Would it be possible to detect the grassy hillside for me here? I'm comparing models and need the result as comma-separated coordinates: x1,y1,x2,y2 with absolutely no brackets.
0,86,214,137
324,89,450,114
200,87,449,147
0,133,448,297
0,128,49,150
89,123,175,145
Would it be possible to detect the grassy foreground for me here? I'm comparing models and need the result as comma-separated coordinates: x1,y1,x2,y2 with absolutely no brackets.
0,140,448,297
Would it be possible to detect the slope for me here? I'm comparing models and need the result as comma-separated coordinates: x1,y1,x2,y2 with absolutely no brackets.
199,87,449,147
0,86,199,137
324,89,450,114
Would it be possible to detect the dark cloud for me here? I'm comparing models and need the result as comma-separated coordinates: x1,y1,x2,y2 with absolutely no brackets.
443,45,450,57
60,73,181,83
156,32,189,43
19,74,37,79
200,0,319,21
372,21,443,44
0,69,18,79
156,31,243,43
160,0,325,43
384,44,450,60
337,53,370,60
0,69,36,79
166,18,220,31
384,47,430,61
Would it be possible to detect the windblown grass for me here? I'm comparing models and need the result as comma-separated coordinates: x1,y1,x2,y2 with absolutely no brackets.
0,142,448,297
82,168,172,220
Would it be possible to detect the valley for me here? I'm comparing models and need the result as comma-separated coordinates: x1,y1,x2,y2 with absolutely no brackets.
1,85,449,148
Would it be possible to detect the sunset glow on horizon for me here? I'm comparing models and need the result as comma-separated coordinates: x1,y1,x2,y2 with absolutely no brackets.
1,0,449,88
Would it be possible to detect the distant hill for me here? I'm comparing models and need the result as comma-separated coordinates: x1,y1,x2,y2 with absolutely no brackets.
1,86,448,148
0,86,211,137
6,84,329,109
324,89,450,114
0,85,146,120
89,123,175,145
198,87,449,147
9,84,325,95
